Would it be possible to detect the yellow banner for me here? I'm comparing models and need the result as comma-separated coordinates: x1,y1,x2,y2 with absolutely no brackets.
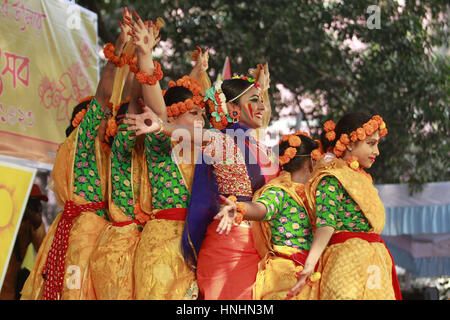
0,0,98,164
0,160,36,290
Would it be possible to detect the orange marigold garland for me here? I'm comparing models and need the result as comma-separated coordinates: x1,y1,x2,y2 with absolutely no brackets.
135,61,164,86
323,115,388,157
278,131,312,166
165,75,205,118
72,109,87,128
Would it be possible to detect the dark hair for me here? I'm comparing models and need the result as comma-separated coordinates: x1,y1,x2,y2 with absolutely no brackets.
279,134,318,173
221,78,254,104
164,86,193,106
320,112,372,152
65,99,92,137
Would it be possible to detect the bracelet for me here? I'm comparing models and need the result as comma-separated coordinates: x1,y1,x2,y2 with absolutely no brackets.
103,43,138,72
155,117,164,134
235,202,247,225
136,61,164,86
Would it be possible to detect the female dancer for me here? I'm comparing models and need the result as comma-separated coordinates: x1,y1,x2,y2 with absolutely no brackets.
215,132,321,300
121,62,276,299
20,23,131,299
121,12,209,299
288,112,402,300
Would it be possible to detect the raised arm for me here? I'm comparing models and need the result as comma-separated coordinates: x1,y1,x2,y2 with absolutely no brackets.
124,11,167,121
95,8,131,111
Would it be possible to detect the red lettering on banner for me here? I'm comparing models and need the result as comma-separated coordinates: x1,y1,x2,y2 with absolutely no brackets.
0,0,46,36
0,101,34,129
0,0,8,18
79,39,94,68
0,48,2,96
38,61,92,122
1,51,30,89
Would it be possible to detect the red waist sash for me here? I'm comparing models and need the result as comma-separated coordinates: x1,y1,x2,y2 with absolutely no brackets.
154,208,187,221
329,231,402,300
42,200,107,300
274,249,319,272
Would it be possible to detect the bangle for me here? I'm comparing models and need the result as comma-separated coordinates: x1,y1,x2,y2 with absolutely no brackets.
235,202,247,225
155,117,164,134
103,43,138,72
136,61,164,86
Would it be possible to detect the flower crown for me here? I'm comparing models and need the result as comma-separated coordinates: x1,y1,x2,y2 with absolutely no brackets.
165,75,205,118
71,96,94,128
323,115,388,158
278,131,312,166
204,76,260,130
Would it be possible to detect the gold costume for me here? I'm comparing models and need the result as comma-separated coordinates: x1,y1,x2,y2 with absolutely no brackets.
305,158,396,300
251,171,320,300
21,129,110,300
134,143,198,300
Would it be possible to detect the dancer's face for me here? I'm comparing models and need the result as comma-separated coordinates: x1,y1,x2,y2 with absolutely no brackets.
233,86,266,129
348,131,380,169
170,105,205,128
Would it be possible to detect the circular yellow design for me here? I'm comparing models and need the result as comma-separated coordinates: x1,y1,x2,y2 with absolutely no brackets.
0,188,14,227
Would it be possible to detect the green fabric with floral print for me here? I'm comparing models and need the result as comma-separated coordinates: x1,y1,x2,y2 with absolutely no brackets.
315,176,371,231
145,133,190,209
73,98,108,219
110,126,136,219
256,187,313,251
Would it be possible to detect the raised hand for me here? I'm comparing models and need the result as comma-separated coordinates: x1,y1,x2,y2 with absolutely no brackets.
123,11,160,55
256,62,270,91
196,46,209,72
119,102,162,136
117,7,132,48
214,195,237,235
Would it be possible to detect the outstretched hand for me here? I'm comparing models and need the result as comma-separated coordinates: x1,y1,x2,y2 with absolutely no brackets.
118,102,162,136
285,266,314,300
213,195,237,235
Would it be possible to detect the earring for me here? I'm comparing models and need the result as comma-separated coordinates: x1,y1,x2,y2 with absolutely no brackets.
230,109,241,123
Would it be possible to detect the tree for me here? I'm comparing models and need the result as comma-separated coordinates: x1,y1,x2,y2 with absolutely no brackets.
76,0,449,190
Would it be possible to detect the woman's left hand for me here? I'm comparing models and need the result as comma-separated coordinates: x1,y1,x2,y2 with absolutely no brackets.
214,195,237,235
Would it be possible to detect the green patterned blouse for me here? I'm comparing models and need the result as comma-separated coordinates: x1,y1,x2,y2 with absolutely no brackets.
72,98,108,219
145,133,190,209
110,125,136,219
315,176,371,232
256,187,313,251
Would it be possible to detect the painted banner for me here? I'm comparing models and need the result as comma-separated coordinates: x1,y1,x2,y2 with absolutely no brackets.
0,0,98,164
0,160,36,290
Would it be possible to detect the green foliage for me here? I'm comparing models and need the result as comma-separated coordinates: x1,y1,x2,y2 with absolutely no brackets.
77,0,449,189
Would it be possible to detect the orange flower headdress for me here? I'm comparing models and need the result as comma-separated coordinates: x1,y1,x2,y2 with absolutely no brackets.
278,130,312,166
165,75,205,118
71,96,94,128
323,115,388,157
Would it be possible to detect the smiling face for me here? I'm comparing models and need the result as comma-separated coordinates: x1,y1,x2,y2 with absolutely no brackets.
230,86,265,129
346,130,381,169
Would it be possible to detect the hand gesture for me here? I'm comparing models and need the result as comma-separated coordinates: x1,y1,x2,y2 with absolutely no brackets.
256,62,270,91
195,46,209,72
117,7,132,48
119,102,162,136
213,195,237,235
123,11,160,55
285,266,314,300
